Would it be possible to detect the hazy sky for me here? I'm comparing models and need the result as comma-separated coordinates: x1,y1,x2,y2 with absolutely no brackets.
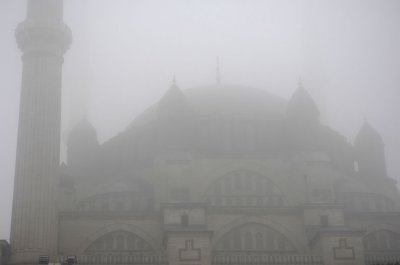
1,0,400,240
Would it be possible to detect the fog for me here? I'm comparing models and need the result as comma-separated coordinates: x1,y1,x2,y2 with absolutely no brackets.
1,0,400,242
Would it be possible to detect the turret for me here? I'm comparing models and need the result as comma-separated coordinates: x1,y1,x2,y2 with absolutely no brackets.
285,81,320,147
287,80,320,126
354,121,387,178
156,78,196,151
157,77,192,118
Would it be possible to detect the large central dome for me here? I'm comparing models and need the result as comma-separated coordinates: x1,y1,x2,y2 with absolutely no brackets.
78,81,348,178
128,84,287,129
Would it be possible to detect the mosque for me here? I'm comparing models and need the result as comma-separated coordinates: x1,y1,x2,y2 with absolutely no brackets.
3,1,400,265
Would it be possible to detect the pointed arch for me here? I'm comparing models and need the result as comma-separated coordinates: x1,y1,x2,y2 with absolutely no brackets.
77,223,163,255
212,216,305,252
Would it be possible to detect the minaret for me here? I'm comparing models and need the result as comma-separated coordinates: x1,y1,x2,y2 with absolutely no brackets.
10,0,71,264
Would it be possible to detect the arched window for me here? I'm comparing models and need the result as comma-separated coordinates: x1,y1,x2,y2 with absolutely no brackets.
116,235,124,250
127,235,135,249
215,223,296,254
278,236,286,250
265,230,274,250
233,230,241,249
255,233,263,250
244,232,253,250
105,235,113,249
207,170,285,207
222,236,231,250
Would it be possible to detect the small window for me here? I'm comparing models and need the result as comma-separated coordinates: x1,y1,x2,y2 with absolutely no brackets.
354,161,359,172
320,215,328,227
180,213,189,227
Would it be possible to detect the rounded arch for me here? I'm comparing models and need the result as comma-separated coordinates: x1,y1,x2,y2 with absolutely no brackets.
204,169,287,207
211,216,306,252
364,230,400,252
333,178,396,212
77,223,163,255
363,224,400,253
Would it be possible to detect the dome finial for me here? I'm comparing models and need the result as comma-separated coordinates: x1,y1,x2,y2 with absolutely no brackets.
298,76,304,89
172,74,177,86
216,56,221,85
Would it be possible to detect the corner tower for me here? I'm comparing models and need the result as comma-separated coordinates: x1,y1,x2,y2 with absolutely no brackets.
10,0,71,263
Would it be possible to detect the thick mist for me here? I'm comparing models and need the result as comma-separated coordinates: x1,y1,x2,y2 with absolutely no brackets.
1,0,400,241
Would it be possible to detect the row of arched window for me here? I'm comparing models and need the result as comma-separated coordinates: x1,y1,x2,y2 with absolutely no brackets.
364,230,400,251
215,224,295,252
86,231,154,253
208,195,284,207
212,171,281,195
84,228,400,255
78,194,153,212
208,170,286,207
198,118,279,152
336,192,395,212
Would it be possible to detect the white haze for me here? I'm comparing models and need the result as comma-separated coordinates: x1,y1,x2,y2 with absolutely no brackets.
1,0,400,240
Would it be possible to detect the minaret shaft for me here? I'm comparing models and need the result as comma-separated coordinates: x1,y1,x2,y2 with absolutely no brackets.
10,0,71,263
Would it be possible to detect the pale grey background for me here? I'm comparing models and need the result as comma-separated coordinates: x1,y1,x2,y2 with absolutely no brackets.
1,0,399,240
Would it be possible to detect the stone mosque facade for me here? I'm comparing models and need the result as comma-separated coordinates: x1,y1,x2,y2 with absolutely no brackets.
3,1,400,265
